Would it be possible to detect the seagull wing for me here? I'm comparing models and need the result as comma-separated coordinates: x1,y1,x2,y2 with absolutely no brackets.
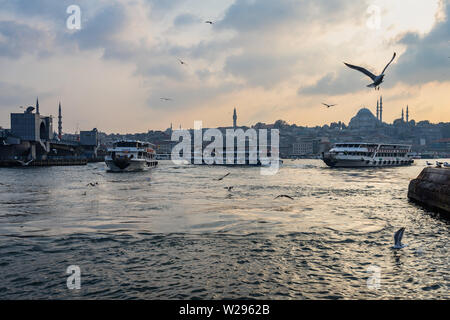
344,63,377,80
394,227,405,247
381,52,397,75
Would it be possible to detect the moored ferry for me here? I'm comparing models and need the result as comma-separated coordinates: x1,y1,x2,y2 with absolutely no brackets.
322,143,413,168
105,140,158,172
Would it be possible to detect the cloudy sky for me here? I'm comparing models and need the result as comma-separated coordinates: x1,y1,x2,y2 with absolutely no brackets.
0,0,448,133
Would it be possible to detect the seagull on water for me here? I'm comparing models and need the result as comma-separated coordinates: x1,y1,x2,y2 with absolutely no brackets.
274,195,294,200
393,227,407,249
224,186,233,192
344,52,397,90
322,103,337,108
216,173,230,181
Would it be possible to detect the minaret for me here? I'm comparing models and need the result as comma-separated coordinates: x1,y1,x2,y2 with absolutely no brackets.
406,105,409,123
58,102,62,139
401,108,404,122
379,96,383,123
36,97,40,114
376,100,379,120
233,107,237,128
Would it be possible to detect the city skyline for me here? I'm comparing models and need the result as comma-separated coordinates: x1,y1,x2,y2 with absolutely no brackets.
0,0,449,133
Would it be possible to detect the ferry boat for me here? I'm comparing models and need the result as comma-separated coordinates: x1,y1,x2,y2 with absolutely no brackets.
191,147,283,167
105,140,158,172
322,143,414,168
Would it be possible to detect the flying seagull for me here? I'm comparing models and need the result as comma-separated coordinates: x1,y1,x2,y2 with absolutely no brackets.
178,58,188,66
274,195,294,200
216,173,230,181
344,52,397,90
160,97,172,101
322,103,337,108
16,159,33,166
393,227,407,249
205,21,214,25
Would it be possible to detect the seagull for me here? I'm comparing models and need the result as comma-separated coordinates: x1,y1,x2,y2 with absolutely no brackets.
178,58,188,66
436,161,443,168
444,162,450,168
274,195,294,200
322,103,337,108
160,97,172,101
344,52,397,90
426,161,433,166
392,227,407,249
86,182,99,187
224,186,233,191
216,173,230,181
205,21,214,25
16,159,33,166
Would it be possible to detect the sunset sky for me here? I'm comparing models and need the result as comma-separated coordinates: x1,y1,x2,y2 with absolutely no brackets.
0,0,448,133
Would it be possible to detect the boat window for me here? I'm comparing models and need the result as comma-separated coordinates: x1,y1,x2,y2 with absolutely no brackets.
115,142,138,148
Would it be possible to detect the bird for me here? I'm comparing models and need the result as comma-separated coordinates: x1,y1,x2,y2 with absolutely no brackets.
86,182,99,187
224,186,233,192
436,161,443,168
16,159,33,166
392,227,407,249
178,58,188,66
274,195,294,200
205,21,214,25
322,103,337,108
344,52,397,90
426,161,433,166
160,97,172,101
216,173,230,181
444,162,450,168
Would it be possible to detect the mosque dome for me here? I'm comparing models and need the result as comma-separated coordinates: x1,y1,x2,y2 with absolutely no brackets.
349,108,379,130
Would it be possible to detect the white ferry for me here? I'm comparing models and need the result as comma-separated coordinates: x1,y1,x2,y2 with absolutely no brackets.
191,148,283,167
322,143,414,168
105,140,158,172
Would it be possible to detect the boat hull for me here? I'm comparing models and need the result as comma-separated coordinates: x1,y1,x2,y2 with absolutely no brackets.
105,159,158,172
323,157,413,168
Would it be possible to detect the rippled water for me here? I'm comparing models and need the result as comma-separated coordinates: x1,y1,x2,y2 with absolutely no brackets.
0,160,448,299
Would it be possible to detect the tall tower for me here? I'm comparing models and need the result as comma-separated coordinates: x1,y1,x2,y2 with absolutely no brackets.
406,105,409,123
233,107,237,128
36,97,40,114
401,108,404,122
379,96,383,123
58,102,62,139
376,100,379,120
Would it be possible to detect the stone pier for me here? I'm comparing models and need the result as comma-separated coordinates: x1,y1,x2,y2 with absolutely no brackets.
408,167,450,214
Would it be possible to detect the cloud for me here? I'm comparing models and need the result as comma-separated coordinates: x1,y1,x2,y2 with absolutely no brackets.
298,0,450,95
0,20,52,58
173,13,202,27
391,1,450,85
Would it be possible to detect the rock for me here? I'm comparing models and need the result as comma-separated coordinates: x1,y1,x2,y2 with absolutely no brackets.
408,167,450,214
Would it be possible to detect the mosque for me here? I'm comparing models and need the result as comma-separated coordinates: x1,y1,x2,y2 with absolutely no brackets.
349,96,413,130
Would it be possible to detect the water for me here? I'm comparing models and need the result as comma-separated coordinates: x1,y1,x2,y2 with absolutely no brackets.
0,160,448,299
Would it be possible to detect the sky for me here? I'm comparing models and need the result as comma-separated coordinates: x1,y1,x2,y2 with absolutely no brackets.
0,0,448,133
